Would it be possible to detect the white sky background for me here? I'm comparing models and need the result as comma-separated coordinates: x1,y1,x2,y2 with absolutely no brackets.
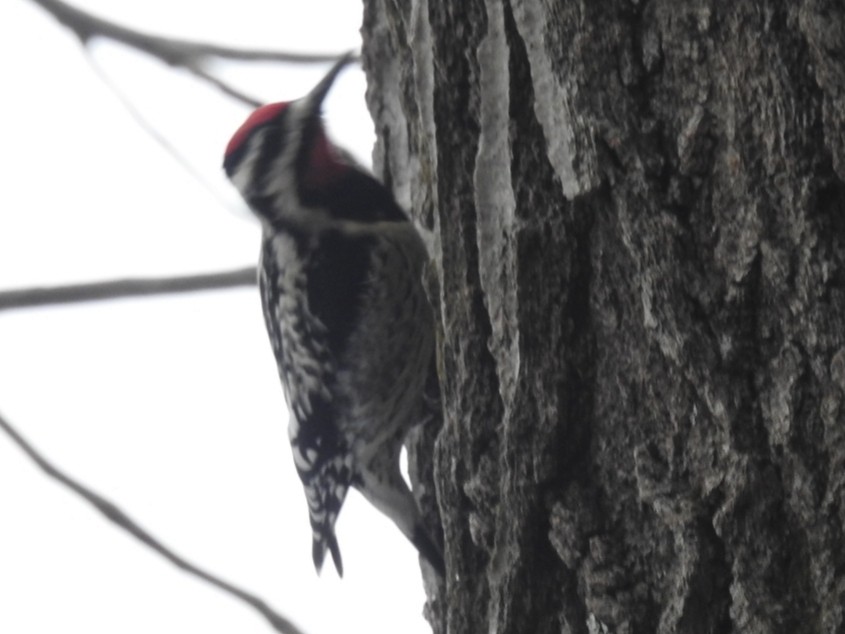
0,1,431,633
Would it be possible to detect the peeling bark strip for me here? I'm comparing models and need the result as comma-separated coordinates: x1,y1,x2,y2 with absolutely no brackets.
509,0,601,199
363,1,845,633
475,0,519,411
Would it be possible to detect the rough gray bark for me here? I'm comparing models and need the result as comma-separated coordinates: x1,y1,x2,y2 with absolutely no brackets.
362,1,845,633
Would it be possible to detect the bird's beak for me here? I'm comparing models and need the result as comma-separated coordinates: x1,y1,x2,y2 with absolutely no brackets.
302,52,357,116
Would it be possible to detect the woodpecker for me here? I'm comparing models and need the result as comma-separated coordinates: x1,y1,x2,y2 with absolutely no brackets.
223,55,444,577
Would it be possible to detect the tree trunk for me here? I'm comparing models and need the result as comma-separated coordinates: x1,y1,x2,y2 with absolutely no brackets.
361,1,845,633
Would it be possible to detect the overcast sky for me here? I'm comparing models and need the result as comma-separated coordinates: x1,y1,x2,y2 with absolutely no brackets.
0,1,431,633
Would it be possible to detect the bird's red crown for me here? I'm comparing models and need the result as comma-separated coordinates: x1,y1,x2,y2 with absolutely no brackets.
224,101,289,158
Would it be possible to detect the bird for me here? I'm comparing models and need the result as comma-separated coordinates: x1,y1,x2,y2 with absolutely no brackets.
222,54,444,577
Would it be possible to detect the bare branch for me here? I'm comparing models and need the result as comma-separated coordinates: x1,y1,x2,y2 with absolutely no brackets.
0,267,257,312
29,0,345,64
0,410,307,634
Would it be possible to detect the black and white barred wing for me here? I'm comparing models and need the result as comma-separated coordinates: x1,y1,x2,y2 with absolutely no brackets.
257,229,372,576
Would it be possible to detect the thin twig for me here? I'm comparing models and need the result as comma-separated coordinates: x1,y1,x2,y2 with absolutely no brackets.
81,52,258,214
0,411,307,634
27,0,355,108
0,267,257,312
190,65,263,108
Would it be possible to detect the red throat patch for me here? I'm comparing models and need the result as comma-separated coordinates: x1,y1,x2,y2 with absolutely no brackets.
304,129,347,189
225,101,289,158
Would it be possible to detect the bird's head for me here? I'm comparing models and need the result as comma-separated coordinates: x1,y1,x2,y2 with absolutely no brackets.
223,54,355,214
